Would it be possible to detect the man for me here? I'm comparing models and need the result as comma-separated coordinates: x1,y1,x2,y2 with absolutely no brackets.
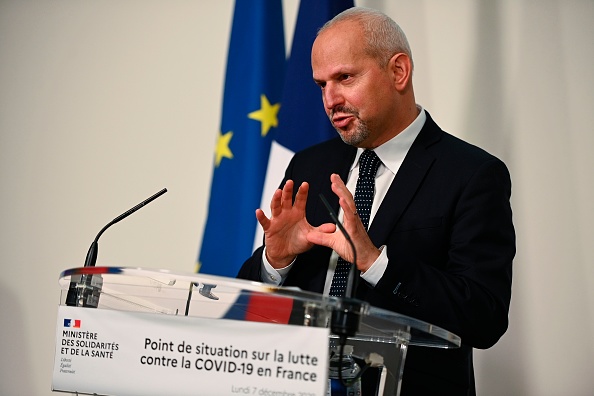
238,7,514,395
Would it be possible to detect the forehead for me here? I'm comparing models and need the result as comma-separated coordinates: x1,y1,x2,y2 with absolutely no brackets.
316,20,364,48
311,21,368,71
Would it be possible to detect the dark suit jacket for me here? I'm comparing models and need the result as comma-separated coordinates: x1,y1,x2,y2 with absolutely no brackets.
238,113,515,395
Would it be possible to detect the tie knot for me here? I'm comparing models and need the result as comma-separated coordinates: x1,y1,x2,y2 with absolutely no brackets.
359,150,381,178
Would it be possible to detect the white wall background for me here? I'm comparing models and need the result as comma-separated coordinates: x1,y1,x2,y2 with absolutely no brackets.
0,0,592,395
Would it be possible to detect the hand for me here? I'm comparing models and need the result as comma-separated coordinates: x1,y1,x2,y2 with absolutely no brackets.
256,180,334,268
307,174,381,272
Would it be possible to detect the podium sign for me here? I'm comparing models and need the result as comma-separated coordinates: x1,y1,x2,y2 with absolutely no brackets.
53,267,460,395
53,305,329,396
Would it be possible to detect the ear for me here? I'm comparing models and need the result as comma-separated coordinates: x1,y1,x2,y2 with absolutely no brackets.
389,53,413,91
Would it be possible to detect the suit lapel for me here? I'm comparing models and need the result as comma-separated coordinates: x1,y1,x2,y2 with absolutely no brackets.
368,115,442,245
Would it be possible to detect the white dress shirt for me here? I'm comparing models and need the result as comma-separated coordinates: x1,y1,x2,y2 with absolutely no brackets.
261,107,426,293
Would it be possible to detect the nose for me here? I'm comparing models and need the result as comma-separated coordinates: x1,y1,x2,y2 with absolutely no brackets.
322,83,343,111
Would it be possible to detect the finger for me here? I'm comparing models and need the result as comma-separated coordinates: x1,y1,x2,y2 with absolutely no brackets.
255,209,271,230
339,196,360,226
306,229,334,248
331,173,354,201
281,180,294,209
293,182,309,212
316,222,337,233
307,223,337,249
269,188,283,217
331,174,357,216
330,173,346,187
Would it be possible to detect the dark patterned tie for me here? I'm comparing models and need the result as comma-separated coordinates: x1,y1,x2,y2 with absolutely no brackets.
329,149,381,297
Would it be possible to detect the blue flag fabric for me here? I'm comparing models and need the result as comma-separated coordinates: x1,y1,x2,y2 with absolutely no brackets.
254,0,354,251
275,0,355,153
198,0,286,277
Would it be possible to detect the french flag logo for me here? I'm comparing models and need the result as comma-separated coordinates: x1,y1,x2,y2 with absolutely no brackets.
64,319,81,328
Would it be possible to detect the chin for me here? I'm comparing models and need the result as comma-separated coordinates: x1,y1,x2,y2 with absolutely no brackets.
335,121,370,147
337,131,363,146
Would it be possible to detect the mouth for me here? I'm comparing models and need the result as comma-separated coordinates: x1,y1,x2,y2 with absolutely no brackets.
331,114,355,129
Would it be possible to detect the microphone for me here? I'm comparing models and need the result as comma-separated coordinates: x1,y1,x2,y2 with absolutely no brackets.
83,188,168,267
65,188,168,307
318,193,358,299
319,193,367,388
318,193,363,338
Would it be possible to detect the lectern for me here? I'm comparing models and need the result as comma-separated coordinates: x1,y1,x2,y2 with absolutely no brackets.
53,267,459,395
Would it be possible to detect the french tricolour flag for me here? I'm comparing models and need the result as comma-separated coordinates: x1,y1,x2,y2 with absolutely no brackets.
64,319,81,328
199,0,353,278
254,0,354,250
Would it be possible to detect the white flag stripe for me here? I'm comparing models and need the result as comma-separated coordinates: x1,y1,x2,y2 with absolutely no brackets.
253,141,295,251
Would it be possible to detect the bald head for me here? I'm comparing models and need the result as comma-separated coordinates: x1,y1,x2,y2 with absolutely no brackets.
318,7,414,70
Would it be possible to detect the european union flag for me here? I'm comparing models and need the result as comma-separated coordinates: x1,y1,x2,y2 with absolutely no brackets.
198,0,286,277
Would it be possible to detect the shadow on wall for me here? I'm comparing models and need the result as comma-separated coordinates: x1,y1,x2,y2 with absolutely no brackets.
464,0,509,160
464,2,527,395
0,280,36,395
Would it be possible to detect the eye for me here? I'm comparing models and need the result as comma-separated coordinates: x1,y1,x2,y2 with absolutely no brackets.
339,74,351,82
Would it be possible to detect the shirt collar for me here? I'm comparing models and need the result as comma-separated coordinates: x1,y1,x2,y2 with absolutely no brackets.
352,105,427,175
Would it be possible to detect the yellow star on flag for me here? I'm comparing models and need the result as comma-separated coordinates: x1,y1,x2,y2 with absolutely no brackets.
215,130,233,167
248,94,281,137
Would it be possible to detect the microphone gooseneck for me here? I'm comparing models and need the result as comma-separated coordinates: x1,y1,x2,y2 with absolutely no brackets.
84,188,168,267
66,188,168,308
318,193,358,299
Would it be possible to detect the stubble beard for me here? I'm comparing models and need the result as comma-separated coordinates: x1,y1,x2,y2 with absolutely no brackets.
331,107,371,147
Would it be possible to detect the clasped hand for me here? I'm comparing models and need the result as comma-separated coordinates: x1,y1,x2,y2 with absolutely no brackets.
255,174,381,272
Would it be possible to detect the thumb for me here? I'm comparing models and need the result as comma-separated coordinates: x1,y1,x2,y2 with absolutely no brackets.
306,227,336,248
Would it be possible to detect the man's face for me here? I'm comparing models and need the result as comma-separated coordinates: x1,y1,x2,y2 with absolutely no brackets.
312,21,396,148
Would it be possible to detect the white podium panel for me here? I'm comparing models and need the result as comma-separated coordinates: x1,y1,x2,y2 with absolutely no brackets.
54,267,460,396
54,306,329,396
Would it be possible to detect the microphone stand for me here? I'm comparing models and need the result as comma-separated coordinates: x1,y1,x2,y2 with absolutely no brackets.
65,188,167,308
